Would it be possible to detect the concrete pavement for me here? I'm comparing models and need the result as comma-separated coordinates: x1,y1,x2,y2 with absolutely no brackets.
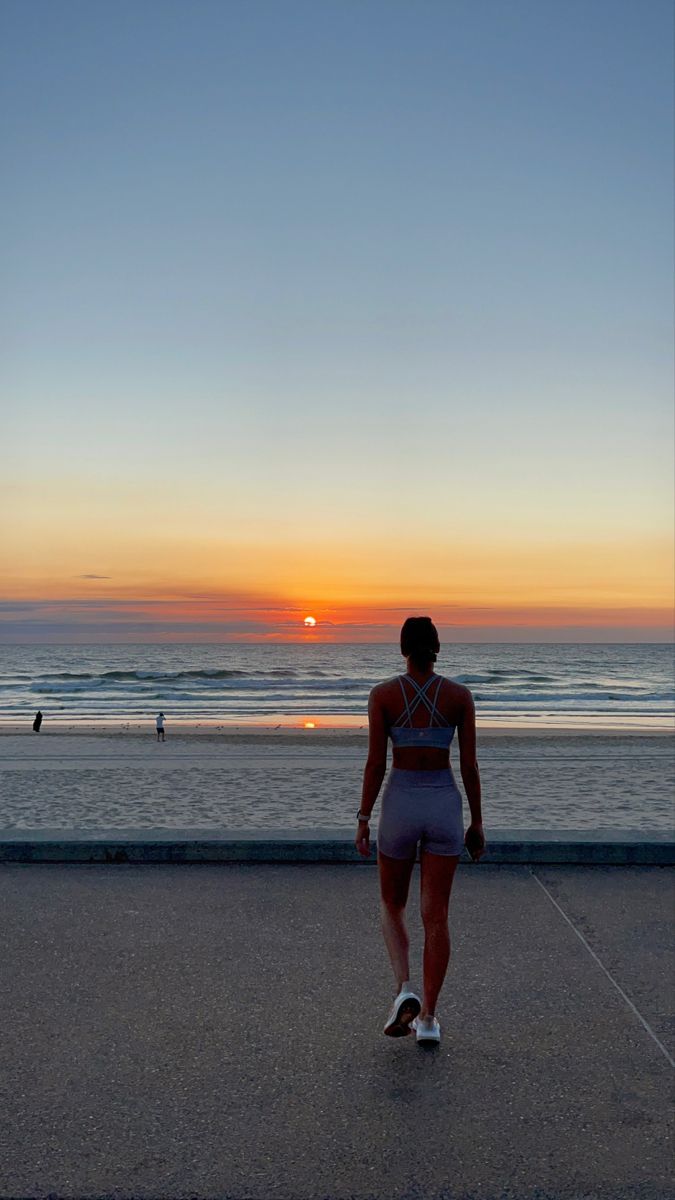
0,863,673,1200
1,827,673,864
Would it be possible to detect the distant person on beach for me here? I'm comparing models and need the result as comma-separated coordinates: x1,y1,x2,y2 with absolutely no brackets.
32,710,43,733
356,616,485,1045
156,712,165,741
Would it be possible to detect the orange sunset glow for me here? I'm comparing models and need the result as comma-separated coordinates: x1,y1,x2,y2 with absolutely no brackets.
1,503,672,641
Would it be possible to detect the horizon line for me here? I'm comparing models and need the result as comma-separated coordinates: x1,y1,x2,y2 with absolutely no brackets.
2,638,673,647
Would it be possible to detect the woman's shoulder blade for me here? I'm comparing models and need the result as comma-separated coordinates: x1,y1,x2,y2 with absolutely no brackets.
437,676,473,716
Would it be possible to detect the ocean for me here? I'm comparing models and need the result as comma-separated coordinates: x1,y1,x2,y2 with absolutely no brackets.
0,642,673,729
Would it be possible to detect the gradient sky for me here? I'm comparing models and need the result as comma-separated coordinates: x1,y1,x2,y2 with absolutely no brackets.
1,0,673,643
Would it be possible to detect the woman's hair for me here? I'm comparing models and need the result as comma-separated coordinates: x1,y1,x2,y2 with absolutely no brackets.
400,616,440,670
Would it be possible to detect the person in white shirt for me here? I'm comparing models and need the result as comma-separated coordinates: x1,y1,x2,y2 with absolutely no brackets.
156,712,165,742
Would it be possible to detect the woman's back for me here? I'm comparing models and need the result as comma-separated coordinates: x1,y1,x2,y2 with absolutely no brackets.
374,671,469,771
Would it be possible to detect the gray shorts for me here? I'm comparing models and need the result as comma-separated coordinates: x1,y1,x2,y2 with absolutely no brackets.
377,768,464,859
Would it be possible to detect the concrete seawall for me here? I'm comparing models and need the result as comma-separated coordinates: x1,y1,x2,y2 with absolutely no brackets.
0,826,672,864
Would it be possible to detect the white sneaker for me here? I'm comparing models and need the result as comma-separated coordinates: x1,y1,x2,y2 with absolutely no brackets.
412,1015,441,1044
383,989,421,1037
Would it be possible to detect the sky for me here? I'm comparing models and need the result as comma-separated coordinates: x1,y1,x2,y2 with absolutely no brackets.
1,0,673,644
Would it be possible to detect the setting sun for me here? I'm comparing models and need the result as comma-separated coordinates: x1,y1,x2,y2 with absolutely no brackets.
304,616,317,627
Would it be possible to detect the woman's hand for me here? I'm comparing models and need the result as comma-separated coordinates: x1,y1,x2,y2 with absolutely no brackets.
355,819,372,858
465,821,486,862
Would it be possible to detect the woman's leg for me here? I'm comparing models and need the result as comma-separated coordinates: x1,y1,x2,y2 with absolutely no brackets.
378,850,416,991
419,851,460,1017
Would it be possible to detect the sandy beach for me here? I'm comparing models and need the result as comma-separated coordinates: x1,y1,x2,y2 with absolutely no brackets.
0,723,672,832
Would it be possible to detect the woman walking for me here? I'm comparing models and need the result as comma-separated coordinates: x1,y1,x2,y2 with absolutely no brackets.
355,617,485,1044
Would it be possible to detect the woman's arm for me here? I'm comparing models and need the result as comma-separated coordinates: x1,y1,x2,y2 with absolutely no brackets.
360,687,388,814
458,688,482,822
355,687,388,857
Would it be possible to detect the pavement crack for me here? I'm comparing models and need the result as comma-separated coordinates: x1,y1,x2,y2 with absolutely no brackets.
528,867,675,1070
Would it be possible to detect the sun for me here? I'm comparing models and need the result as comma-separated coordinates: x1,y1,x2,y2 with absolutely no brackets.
303,616,317,627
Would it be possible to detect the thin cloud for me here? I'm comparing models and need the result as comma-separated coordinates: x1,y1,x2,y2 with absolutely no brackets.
76,574,111,580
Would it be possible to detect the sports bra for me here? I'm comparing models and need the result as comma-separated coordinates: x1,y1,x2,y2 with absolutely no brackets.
389,674,456,749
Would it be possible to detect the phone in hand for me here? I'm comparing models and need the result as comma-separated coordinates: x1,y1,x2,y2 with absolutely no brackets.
465,825,485,862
